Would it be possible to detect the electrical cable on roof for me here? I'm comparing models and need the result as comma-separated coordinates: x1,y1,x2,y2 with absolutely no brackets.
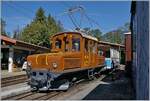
63,5,101,32
79,12,83,28
83,11,93,29
68,14,79,29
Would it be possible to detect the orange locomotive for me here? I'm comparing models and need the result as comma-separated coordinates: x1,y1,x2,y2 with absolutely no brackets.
27,31,105,91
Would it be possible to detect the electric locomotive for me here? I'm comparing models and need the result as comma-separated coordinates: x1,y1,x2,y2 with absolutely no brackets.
26,31,105,91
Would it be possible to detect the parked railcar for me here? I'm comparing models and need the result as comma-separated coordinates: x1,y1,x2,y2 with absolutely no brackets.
26,31,105,91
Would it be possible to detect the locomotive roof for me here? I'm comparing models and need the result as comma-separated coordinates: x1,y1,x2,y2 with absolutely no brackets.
52,31,98,41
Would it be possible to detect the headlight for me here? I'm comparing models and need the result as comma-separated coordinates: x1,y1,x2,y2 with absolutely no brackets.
27,62,32,66
52,62,58,68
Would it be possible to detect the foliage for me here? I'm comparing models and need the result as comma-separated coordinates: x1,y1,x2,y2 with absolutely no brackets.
83,27,102,40
20,7,63,48
90,29,102,40
102,22,130,44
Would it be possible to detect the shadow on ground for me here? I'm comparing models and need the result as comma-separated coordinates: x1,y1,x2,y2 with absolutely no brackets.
83,69,135,100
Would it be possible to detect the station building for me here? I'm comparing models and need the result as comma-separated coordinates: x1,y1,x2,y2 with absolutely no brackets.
1,35,50,72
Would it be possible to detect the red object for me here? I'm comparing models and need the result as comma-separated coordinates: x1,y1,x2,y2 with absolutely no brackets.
1,35,16,45
125,33,131,62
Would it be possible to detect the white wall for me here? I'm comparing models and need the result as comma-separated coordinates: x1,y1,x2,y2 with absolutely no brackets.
110,48,120,63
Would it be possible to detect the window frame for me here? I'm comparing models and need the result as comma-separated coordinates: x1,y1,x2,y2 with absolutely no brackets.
72,35,81,52
55,38,62,49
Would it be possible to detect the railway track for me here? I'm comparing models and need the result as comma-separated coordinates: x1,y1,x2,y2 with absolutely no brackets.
2,74,107,100
1,74,28,87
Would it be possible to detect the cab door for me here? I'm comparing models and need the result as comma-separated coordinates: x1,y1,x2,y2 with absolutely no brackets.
84,39,92,67
88,40,94,67
63,34,82,70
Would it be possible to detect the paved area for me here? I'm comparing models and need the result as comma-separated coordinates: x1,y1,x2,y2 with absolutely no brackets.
83,69,135,100
1,70,26,79
50,76,107,100
51,67,135,100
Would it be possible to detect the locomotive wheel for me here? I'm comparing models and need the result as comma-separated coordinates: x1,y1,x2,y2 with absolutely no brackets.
31,86,39,92
58,79,70,91
94,72,100,78
88,69,95,80
47,80,51,89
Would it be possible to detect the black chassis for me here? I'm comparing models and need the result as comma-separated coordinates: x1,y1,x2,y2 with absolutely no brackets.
28,65,105,90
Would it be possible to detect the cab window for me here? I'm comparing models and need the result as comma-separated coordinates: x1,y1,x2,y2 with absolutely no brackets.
55,38,62,49
105,50,110,58
72,38,80,51
89,41,93,53
93,42,97,53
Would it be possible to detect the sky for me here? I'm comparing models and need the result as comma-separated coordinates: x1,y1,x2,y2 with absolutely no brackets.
1,1,131,37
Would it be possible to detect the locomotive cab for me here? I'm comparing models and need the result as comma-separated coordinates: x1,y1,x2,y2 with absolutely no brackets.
27,31,105,91
51,33,81,53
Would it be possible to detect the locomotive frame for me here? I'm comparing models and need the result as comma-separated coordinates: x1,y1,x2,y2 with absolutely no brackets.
27,31,105,91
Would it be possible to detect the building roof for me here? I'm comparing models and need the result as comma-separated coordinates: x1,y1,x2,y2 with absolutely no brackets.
99,41,125,48
16,40,49,51
1,35,16,45
1,35,49,52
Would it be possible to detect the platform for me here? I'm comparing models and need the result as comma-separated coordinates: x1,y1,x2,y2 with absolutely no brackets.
1,70,26,79
1,82,30,99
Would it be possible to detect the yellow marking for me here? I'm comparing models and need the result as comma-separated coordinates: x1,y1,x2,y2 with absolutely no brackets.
36,55,39,64
46,55,48,65
70,35,72,38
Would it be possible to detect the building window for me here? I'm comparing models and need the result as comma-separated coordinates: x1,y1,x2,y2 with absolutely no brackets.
98,49,104,56
105,50,110,58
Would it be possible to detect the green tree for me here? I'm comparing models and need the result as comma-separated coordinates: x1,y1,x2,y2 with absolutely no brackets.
102,29,123,44
34,7,46,23
20,7,63,48
102,22,130,44
119,22,130,32
83,27,102,40
90,29,102,40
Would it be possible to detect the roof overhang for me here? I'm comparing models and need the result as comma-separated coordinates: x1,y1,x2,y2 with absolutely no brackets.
99,41,125,48
1,35,16,45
